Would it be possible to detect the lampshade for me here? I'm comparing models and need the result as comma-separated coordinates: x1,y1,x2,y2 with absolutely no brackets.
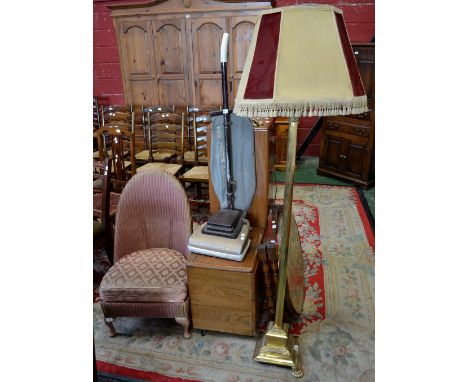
234,5,368,118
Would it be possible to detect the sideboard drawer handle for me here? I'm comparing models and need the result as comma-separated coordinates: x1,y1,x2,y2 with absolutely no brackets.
354,128,366,135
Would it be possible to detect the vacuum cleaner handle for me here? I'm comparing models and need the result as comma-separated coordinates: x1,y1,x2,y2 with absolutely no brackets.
219,32,234,209
220,33,230,111
220,32,229,64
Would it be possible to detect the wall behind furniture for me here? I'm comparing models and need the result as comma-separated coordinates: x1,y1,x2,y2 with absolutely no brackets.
94,0,374,155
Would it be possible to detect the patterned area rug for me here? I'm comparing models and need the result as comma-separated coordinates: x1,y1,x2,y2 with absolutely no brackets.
94,185,374,382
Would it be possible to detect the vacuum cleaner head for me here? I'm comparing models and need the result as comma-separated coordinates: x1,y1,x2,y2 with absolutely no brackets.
202,208,245,238
189,219,251,261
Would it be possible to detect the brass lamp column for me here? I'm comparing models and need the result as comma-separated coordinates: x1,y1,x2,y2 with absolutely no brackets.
253,117,303,377
234,5,368,378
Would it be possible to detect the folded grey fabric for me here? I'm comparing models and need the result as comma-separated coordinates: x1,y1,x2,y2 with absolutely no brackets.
210,113,256,211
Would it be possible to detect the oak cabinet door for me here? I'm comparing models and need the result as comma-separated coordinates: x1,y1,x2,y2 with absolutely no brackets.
153,18,191,107
117,20,157,105
319,132,344,172
319,132,369,181
229,16,257,106
191,17,227,107
340,140,367,180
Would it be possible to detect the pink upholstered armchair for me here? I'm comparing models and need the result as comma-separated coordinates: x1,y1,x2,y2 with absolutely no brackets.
98,171,193,338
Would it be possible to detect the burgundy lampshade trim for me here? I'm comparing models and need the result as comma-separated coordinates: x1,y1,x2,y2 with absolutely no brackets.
244,12,282,100
334,12,365,97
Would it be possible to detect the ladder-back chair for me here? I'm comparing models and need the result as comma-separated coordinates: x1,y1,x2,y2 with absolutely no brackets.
93,158,114,264
136,107,184,177
180,107,215,202
95,125,136,193
94,105,135,160
135,106,180,163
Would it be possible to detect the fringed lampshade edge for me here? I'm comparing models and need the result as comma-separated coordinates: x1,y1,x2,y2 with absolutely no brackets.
233,95,368,118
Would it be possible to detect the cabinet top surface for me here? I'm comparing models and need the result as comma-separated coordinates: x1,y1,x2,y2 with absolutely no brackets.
109,0,272,16
326,114,373,125
187,227,264,272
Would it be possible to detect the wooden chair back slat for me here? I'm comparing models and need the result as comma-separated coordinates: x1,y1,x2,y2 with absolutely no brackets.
150,124,179,133
149,113,182,124
186,106,218,151
185,106,212,165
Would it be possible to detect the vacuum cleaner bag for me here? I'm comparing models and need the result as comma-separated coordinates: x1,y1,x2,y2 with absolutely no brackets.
210,113,256,212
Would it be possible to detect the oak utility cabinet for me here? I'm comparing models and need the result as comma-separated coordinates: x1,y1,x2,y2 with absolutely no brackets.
108,0,272,107
186,227,264,336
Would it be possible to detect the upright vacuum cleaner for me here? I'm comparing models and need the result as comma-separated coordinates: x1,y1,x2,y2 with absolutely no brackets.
201,32,245,239
188,33,251,261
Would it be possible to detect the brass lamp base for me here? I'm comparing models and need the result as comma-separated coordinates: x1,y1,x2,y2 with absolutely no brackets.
253,321,304,378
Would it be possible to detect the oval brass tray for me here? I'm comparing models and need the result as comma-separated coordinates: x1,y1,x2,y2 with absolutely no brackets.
277,216,304,315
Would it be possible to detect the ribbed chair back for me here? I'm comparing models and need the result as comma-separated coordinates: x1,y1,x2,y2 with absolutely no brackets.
113,171,192,262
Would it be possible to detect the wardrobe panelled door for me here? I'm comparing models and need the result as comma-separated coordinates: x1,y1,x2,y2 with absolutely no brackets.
109,0,272,107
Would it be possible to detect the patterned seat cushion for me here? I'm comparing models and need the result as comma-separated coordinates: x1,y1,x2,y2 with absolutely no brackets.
99,248,188,303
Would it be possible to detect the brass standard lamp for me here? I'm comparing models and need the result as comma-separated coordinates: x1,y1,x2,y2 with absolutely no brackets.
234,5,368,378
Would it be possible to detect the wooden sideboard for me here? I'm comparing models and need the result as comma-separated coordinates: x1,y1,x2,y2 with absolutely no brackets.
318,43,375,189
108,0,272,107
318,113,374,188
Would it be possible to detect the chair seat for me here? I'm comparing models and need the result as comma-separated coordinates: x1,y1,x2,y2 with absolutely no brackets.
93,192,120,219
111,160,132,172
180,165,209,182
184,151,207,163
93,178,103,190
93,220,105,238
99,248,188,303
135,150,175,162
137,162,182,176
93,150,113,159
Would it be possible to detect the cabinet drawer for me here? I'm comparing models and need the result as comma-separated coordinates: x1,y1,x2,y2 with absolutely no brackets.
187,267,255,310
352,111,372,121
191,304,255,336
325,119,371,138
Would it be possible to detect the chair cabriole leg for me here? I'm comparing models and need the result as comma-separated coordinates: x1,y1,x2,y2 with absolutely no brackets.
175,317,191,339
104,317,116,337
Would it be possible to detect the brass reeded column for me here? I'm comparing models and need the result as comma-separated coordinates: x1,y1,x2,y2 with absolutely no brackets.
253,117,303,378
